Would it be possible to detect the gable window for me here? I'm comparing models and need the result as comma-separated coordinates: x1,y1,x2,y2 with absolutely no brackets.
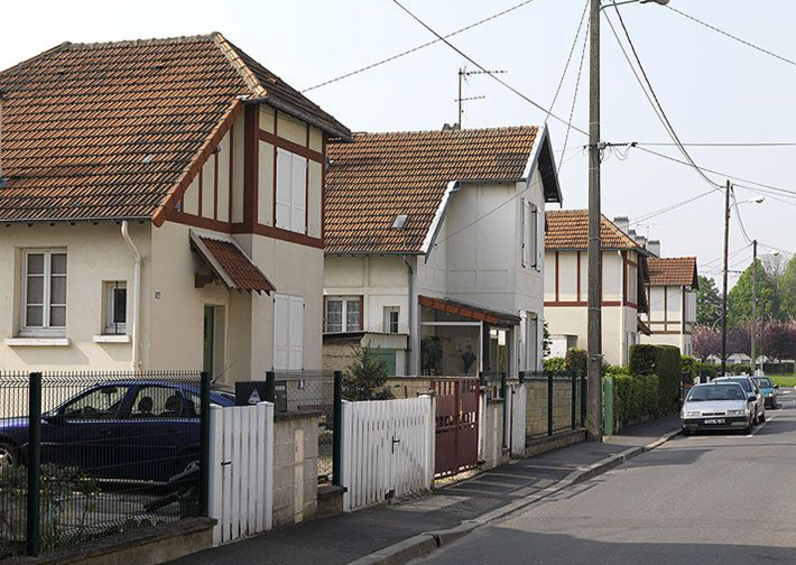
276,148,307,234
520,198,538,269
325,297,361,333
105,282,127,335
22,250,67,335
274,294,304,370
383,307,399,334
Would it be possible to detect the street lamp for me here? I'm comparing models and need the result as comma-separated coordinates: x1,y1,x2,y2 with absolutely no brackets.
586,0,670,441
720,189,765,377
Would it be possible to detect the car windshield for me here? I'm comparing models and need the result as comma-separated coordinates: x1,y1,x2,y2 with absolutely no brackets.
687,385,746,402
720,378,752,392
754,378,772,388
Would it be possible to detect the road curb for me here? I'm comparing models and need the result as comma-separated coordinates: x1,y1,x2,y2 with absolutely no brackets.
348,427,681,565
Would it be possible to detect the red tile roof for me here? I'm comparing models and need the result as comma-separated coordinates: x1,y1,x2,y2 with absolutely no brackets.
193,234,275,294
0,33,349,224
647,257,698,287
418,295,521,326
545,210,639,250
325,126,558,254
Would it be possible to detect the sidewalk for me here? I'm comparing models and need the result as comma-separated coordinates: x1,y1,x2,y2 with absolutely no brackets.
167,416,680,565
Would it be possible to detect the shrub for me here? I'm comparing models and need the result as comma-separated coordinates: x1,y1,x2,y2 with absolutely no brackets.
612,374,659,428
605,365,630,377
695,362,717,380
629,344,682,415
682,355,697,380
543,357,566,371
565,348,587,372
344,346,394,401
728,363,752,375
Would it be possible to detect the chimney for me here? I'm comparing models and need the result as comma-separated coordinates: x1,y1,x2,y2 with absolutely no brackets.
628,229,637,242
647,239,661,257
636,235,648,249
613,216,630,235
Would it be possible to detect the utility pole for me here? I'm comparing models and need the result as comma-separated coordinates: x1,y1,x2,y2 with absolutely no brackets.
720,180,731,377
751,239,758,375
587,0,603,440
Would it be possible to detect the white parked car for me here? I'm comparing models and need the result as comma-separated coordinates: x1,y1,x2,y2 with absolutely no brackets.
681,382,753,436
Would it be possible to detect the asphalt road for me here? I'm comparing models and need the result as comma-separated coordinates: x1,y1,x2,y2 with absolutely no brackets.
411,387,796,565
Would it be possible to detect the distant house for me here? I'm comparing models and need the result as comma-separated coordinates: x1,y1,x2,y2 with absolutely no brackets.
640,251,698,356
544,211,649,366
323,126,563,376
0,34,350,380
728,353,752,365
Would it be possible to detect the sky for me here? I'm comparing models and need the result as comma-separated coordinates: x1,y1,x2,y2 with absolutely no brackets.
2,0,794,287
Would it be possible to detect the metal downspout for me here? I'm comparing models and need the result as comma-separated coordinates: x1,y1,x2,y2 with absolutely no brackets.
121,221,142,371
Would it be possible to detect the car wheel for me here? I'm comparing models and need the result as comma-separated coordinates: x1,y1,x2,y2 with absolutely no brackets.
0,443,17,473
682,428,691,437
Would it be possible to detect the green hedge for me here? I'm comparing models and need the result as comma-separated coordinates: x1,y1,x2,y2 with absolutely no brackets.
629,344,682,415
543,357,567,371
695,362,717,379
613,374,659,428
565,348,587,372
763,362,795,375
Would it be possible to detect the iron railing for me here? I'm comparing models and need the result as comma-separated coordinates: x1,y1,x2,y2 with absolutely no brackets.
522,370,587,438
0,370,208,559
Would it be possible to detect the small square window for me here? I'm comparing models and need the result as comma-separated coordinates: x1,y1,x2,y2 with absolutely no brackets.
384,307,399,334
105,282,127,335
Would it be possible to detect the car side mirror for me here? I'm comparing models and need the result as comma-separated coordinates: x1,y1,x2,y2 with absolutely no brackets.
45,413,66,426
774,385,780,390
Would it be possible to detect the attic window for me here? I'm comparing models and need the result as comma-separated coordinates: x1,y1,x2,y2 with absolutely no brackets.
142,154,155,164
391,215,408,230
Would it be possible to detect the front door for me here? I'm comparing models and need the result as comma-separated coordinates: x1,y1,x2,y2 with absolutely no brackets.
203,306,214,376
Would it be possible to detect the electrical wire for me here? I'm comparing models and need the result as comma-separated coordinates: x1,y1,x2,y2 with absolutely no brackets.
390,0,589,136
629,190,716,225
559,11,590,173
636,141,796,148
665,5,796,70
605,4,723,193
547,0,590,119
302,0,543,92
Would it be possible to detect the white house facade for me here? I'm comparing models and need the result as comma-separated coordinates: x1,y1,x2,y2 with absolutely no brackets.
323,126,563,377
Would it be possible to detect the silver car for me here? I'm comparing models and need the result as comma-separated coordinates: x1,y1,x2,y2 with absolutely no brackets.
714,376,766,424
681,382,753,436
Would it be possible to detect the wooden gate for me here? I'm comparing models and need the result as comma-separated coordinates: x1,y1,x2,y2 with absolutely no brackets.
433,378,480,477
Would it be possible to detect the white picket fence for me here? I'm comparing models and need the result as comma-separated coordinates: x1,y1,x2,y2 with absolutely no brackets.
340,396,435,511
208,402,274,545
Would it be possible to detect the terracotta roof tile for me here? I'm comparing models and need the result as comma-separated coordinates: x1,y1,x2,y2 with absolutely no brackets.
545,209,639,250
0,33,348,224
325,127,540,254
198,236,275,294
647,257,698,287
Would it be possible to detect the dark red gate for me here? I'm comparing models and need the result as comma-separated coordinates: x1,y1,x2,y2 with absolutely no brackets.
433,378,480,477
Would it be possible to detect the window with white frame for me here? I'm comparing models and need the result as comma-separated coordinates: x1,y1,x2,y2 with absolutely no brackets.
274,294,304,370
520,198,538,269
325,297,361,333
22,250,67,335
275,148,307,234
383,307,399,334
104,282,127,335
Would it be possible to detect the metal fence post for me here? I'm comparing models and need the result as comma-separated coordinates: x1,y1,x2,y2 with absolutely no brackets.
332,370,343,487
547,371,554,436
27,372,42,557
265,371,276,403
571,370,577,430
604,376,614,437
200,371,211,517
580,371,587,427
500,372,508,448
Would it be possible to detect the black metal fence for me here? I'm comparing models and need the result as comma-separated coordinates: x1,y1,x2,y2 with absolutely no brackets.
0,371,209,559
264,371,342,486
522,371,587,438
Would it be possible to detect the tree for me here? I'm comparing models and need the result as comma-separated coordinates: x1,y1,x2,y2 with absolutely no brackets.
761,322,796,361
727,260,782,329
542,320,551,358
693,325,721,359
780,255,796,320
696,276,722,326
343,346,394,401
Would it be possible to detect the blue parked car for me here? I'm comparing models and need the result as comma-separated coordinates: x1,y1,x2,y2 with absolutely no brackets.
753,376,779,409
0,380,236,482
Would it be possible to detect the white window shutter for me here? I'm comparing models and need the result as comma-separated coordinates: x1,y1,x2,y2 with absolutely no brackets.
291,155,307,234
530,205,538,268
276,149,292,230
519,198,527,268
288,296,304,370
274,294,289,370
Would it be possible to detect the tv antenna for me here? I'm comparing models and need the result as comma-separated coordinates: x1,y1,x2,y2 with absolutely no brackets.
456,66,507,129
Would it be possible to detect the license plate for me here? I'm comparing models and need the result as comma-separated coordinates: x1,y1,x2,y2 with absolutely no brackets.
704,418,725,424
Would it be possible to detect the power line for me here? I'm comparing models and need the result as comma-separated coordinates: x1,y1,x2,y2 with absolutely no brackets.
605,4,723,193
629,189,715,225
390,0,589,136
547,0,590,120
559,7,590,173
636,141,796,148
665,5,796,70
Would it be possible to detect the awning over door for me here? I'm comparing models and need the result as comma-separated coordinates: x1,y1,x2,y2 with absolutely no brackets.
419,295,521,326
190,231,275,294
637,318,652,336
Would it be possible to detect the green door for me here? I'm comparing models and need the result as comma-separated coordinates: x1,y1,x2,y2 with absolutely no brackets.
203,306,214,376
